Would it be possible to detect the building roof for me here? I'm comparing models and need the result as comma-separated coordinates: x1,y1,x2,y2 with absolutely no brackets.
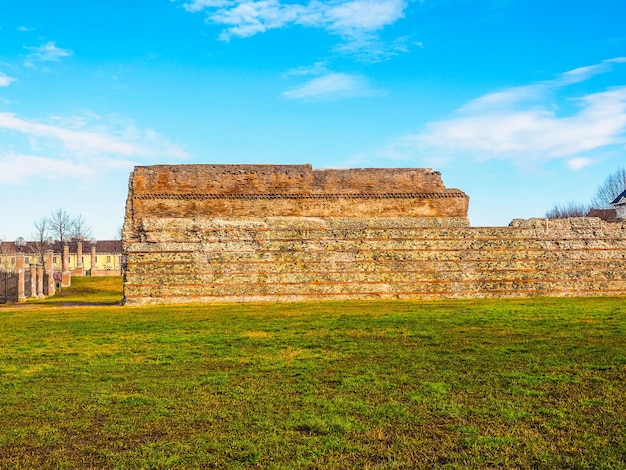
1,241,39,255
95,240,122,253
610,189,626,205
0,240,121,255
586,208,619,222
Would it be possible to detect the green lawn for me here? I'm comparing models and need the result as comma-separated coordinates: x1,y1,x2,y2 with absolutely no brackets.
0,277,625,468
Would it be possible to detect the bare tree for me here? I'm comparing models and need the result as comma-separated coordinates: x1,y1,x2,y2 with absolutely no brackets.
545,201,591,219
48,208,74,245
0,237,9,271
31,216,52,266
591,167,626,208
72,214,93,241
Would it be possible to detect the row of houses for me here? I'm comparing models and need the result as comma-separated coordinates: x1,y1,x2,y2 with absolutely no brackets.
0,240,123,275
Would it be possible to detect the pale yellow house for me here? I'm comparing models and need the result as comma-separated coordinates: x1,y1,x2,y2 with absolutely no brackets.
0,240,123,276
51,240,123,275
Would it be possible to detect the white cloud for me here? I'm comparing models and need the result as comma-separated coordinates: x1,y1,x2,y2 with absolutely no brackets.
313,0,406,36
557,57,626,85
458,57,626,114
183,0,407,59
0,112,136,156
282,72,377,100
0,112,189,167
0,112,189,186
184,0,233,12
567,157,594,170
24,41,72,68
0,153,93,185
333,33,410,62
383,58,626,167
0,72,15,87
417,88,626,159
283,61,329,77
212,0,302,39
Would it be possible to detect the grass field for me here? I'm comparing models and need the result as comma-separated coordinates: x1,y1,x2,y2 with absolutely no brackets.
1,277,625,469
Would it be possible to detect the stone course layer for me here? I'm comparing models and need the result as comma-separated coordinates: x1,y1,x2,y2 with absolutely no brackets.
123,164,626,305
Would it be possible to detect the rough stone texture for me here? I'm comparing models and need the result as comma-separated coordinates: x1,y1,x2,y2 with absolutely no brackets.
124,164,469,222
122,164,626,305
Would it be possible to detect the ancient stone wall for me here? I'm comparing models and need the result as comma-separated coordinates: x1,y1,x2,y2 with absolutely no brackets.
122,165,626,305
124,164,469,222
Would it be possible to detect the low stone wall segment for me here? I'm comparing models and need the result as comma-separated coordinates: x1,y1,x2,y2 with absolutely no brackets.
123,215,626,304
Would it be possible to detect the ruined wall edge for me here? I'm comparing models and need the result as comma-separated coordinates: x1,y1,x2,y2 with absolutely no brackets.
122,165,626,304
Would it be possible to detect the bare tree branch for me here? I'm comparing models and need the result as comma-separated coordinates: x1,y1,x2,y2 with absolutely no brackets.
591,167,626,208
48,208,74,245
31,216,52,267
545,201,591,219
72,214,93,241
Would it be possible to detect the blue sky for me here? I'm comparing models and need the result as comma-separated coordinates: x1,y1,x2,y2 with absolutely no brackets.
1,0,625,240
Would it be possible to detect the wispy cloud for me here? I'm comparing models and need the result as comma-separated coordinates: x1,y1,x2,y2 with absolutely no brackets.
209,0,301,39
184,0,232,12
557,57,626,85
0,112,189,160
304,0,406,37
183,0,408,60
0,112,189,185
0,72,15,87
282,62,380,100
382,58,626,169
283,61,330,77
0,153,93,185
567,157,594,170
24,41,72,68
283,72,377,100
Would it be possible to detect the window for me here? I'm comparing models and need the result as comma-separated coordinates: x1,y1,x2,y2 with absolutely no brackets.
107,256,111,263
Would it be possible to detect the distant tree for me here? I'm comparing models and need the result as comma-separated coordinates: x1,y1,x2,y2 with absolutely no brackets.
48,208,74,245
0,238,5,271
31,216,52,266
15,237,26,250
545,201,591,219
71,214,93,241
114,227,126,273
591,167,626,208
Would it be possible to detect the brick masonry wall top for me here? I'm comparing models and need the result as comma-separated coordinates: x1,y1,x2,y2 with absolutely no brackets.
130,164,453,195
124,164,470,224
